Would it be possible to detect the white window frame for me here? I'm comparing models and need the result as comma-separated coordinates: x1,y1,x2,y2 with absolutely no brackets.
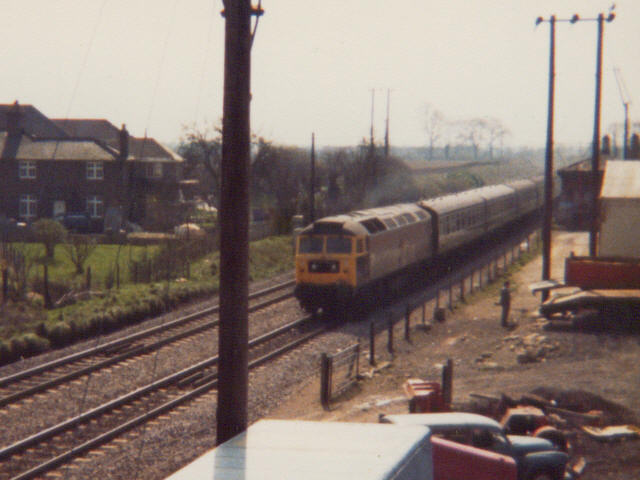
146,162,163,179
18,161,36,179
87,161,104,180
19,194,37,220
86,195,104,218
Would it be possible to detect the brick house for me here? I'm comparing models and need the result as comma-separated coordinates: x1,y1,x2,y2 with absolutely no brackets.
0,102,184,232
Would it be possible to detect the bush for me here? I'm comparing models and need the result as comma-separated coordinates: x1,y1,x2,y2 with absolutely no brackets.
0,340,13,364
32,219,68,260
46,322,73,347
21,333,50,355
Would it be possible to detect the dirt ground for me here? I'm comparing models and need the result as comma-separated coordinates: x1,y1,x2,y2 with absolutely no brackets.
270,231,640,479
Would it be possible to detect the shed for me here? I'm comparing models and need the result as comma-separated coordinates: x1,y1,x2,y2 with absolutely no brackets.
598,160,640,258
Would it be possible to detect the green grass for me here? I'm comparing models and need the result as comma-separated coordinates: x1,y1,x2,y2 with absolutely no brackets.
0,235,294,364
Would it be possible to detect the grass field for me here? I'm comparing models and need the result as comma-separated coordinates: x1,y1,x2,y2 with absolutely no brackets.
0,235,294,362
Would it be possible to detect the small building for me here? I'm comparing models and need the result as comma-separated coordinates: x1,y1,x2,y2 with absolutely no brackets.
598,160,640,258
556,158,607,230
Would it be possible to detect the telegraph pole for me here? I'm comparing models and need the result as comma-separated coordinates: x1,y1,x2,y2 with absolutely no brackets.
369,89,377,185
581,10,614,256
384,89,390,159
310,132,316,223
217,0,262,445
542,15,555,293
589,14,605,256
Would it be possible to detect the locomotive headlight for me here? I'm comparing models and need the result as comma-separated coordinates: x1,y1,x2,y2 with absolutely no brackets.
331,263,339,272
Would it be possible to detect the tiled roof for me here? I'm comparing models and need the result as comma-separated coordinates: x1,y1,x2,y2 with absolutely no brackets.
1,102,182,163
52,119,121,148
0,132,116,161
0,103,69,138
129,137,183,163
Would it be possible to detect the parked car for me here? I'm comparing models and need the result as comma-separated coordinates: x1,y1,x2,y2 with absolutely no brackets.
379,412,569,480
56,213,90,233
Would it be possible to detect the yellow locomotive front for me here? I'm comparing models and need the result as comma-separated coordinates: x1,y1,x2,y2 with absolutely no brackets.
294,218,369,313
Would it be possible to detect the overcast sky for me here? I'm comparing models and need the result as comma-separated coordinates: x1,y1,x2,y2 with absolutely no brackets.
2,0,638,150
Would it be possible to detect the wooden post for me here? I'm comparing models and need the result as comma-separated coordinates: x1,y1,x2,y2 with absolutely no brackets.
448,282,453,310
404,306,411,342
442,358,453,409
2,268,8,303
459,277,465,302
43,264,52,309
85,266,92,291
320,353,332,410
369,321,376,366
387,316,394,355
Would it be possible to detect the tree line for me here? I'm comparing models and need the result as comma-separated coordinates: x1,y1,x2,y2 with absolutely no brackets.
178,123,424,231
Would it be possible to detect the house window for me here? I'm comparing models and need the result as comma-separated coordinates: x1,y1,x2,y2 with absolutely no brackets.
19,161,36,179
87,161,104,180
87,195,104,218
146,162,163,179
19,194,37,220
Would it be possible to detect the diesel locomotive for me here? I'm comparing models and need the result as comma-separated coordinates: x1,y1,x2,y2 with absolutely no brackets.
294,178,544,313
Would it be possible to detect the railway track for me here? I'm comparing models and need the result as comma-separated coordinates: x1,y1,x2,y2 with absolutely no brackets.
0,312,326,480
0,279,294,409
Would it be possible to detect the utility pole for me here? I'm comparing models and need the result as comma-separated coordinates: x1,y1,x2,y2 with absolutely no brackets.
384,89,390,159
309,132,316,223
369,88,377,185
370,89,376,155
589,14,605,257
586,10,615,256
217,0,263,445
542,15,555,299
614,67,631,160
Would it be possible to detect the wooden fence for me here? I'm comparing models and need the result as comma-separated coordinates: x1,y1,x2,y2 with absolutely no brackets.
320,341,360,409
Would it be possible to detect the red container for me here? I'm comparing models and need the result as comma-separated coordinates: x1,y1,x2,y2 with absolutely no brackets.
404,379,446,413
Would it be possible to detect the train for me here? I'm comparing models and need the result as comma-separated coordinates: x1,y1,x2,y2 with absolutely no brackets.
294,178,544,314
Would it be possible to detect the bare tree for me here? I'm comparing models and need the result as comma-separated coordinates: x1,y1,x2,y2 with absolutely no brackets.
424,104,445,161
63,235,97,274
178,120,222,206
456,118,487,161
484,118,510,160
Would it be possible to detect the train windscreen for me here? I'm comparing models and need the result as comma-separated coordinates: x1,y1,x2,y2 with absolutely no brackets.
326,236,352,253
298,236,323,254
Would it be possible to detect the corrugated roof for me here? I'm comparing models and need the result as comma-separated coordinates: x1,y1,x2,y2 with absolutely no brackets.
0,132,115,161
600,161,640,199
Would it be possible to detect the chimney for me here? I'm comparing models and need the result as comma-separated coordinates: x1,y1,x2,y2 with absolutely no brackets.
7,101,22,136
119,123,129,161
